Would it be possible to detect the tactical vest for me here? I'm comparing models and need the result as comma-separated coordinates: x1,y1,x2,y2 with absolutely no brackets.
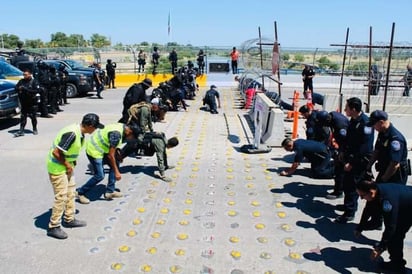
127,102,151,125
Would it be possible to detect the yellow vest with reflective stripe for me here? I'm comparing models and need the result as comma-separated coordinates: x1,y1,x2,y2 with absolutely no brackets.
47,124,84,175
86,123,124,159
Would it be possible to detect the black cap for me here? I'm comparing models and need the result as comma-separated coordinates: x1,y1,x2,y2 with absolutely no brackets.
81,113,104,129
142,78,153,88
367,110,388,126
210,85,217,89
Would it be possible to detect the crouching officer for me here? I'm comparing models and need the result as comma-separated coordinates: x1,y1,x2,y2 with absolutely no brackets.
355,180,412,273
280,137,334,179
119,132,179,182
46,113,104,239
357,110,409,232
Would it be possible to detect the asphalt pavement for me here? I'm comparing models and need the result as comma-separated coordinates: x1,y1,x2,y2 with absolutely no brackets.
0,74,411,274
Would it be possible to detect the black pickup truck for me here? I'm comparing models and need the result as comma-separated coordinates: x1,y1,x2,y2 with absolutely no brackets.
15,60,94,98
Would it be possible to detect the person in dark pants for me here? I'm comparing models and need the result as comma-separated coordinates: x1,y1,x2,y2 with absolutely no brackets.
152,47,160,74
105,59,116,89
317,110,349,199
355,180,412,273
197,49,205,74
14,69,40,137
402,64,412,96
93,62,104,99
57,64,69,105
369,64,382,96
119,78,152,123
138,49,147,73
37,61,53,118
357,110,409,233
335,97,374,224
202,85,221,114
302,64,315,94
47,66,63,114
280,138,334,179
168,48,178,74
230,47,239,74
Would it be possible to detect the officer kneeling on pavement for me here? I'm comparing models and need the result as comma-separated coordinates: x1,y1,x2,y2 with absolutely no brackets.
119,132,179,182
280,137,334,179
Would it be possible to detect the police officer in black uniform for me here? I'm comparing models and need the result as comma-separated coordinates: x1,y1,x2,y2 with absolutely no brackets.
47,66,63,114
317,110,349,199
335,97,374,224
367,110,409,184
280,137,334,179
299,105,331,145
168,48,178,74
355,180,412,273
356,110,409,232
14,69,41,137
37,61,53,118
57,64,69,105
106,59,116,89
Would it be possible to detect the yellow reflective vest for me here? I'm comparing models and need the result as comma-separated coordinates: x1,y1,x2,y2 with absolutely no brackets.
86,123,124,159
47,124,84,175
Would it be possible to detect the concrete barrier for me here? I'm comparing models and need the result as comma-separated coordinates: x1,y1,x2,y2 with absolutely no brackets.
249,93,285,147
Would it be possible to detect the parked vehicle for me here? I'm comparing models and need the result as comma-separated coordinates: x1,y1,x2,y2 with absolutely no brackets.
15,60,94,98
0,61,22,119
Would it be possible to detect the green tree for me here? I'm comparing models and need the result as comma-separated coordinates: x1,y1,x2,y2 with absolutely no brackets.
50,32,69,47
90,33,110,48
294,53,304,62
1,34,20,49
25,39,45,48
67,34,86,48
281,53,290,61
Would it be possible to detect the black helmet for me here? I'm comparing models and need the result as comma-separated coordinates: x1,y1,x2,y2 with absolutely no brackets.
38,60,48,69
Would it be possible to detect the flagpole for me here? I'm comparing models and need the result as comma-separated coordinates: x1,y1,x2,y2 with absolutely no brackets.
168,10,171,43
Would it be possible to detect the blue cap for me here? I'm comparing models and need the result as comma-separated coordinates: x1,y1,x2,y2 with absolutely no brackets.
367,110,388,126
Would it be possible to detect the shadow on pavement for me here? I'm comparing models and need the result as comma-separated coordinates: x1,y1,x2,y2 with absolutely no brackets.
120,164,157,178
270,181,332,199
34,208,81,230
304,246,380,274
297,216,377,245
282,199,336,219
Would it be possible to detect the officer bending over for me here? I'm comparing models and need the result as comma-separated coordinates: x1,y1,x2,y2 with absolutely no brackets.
119,132,179,182
280,138,334,179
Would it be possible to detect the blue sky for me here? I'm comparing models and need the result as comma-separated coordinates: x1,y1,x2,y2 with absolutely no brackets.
2,0,411,48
